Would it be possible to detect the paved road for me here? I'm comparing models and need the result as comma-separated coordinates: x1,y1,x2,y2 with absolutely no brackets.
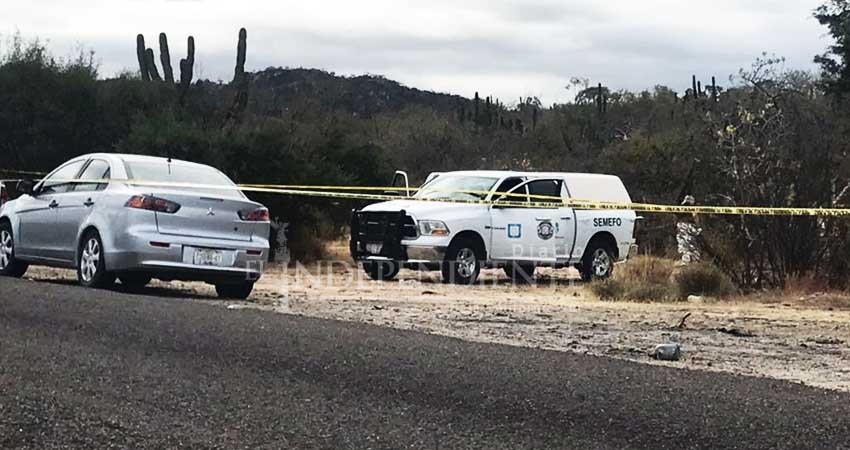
1,278,849,449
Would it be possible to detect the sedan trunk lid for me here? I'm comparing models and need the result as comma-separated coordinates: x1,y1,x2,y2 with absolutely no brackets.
151,192,264,242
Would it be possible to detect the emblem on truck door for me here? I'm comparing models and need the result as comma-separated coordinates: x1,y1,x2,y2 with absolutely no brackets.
508,224,522,239
537,221,555,240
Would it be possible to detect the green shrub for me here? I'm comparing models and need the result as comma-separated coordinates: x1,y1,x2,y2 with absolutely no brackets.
675,263,736,299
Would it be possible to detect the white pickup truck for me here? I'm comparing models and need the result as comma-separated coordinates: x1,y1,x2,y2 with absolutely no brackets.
350,171,637,284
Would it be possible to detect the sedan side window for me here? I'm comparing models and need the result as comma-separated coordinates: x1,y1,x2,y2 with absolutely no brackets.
74,159,111,192
38,160,87,195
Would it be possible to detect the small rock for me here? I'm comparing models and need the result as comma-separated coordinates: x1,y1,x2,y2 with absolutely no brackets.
650,343,682,361
812,336,844,345
687,295,704,303
717,327,756,338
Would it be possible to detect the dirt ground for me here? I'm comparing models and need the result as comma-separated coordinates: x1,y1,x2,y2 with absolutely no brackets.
25,263,850,393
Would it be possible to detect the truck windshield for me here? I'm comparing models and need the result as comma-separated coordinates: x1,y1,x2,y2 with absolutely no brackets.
416,176,499,201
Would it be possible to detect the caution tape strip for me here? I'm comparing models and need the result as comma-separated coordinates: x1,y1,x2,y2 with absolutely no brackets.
3,176,850,216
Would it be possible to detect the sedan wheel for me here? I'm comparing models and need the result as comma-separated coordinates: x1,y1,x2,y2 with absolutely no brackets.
0,224,28,278
0,229,13,271
77,231,114,288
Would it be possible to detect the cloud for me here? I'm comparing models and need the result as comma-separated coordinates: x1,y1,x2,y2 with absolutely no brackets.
0,0,830,104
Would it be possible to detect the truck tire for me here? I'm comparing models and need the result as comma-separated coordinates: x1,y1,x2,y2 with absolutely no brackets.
364,261,400,281
579,240,615,281
0,221,28,278
504,262,535,284
442,238,482,285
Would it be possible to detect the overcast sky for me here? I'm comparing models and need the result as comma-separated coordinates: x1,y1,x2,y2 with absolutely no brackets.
1,0,831,104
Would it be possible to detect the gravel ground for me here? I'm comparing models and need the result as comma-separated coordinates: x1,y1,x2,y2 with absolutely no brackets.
2,277,850,449
23,265,850,392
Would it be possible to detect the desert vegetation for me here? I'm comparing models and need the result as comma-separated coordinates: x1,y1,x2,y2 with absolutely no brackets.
4,1,850,291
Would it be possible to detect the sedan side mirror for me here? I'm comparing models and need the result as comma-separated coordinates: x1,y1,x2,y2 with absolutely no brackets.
16,179,34,195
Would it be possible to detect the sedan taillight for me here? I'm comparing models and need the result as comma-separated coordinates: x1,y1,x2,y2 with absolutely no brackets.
239,207,270,222
125,195,181,214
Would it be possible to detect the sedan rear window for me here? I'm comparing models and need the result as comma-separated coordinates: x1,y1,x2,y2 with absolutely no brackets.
124,160,243,197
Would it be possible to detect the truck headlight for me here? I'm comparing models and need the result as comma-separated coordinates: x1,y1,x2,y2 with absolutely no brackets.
418,220,450,236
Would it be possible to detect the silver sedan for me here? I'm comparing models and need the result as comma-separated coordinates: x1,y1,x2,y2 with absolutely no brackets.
0,154,270,299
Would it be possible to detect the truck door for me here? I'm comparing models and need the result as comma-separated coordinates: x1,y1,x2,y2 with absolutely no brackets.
489,178,566,263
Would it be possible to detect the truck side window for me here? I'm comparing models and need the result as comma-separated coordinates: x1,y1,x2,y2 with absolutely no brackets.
527,179,563,205
494,177,525,202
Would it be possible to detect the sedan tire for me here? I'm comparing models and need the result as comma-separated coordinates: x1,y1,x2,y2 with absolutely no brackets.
117,273,153,291
77,230,115,289
215,282,255,300
0,221,28,278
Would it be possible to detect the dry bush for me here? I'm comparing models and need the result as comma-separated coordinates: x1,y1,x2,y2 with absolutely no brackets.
783,272,831,295
615,255,675,284
591,256,678,302
674,263,736,299
590,279,626,301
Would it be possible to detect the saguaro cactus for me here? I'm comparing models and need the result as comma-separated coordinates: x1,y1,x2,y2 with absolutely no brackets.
159,33,174,83
223,28,250,131
136,34,150,81
144,48,162,81
711,76,718,101
179,36,195,88
473,92,480,124
234,27,247,83
691,75,698,99
178,36,195,103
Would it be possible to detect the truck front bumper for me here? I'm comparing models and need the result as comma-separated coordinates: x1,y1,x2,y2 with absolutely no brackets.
350,209,449,265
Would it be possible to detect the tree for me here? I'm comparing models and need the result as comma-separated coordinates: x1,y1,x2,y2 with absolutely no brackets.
814,0,850,95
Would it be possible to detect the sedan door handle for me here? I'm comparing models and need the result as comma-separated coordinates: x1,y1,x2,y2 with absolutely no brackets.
83,198,95,207
560,216,573,220
48,200,59,208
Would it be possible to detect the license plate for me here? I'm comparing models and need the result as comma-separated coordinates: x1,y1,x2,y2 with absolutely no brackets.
366,243,383,254
193,248,224,266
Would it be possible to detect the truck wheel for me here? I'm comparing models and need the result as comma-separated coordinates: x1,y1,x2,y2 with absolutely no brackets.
580,241,615,281
442,238,482,285
504,262,535,284
216,281,255,299
77,230,115,289
0,222,28,278
364,261,400,281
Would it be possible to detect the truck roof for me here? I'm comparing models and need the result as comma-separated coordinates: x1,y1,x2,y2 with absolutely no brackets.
434,170,631,203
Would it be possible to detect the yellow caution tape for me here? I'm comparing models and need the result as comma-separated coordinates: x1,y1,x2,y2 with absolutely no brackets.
3,175,850,216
